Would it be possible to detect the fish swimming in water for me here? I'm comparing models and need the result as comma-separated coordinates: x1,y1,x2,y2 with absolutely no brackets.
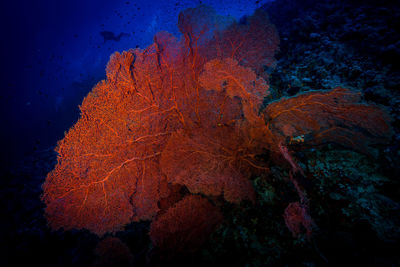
100,31,129,43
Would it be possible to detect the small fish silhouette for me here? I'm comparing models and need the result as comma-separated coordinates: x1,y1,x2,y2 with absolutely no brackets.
100,31,129,43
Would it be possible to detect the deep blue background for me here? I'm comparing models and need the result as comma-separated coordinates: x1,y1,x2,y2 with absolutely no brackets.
0,0,267,169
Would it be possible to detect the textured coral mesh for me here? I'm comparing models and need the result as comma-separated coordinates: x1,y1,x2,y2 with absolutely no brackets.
150,195,223,252
42,50,175,235
264,87,393,154
41,6,392,240
41,6,279,236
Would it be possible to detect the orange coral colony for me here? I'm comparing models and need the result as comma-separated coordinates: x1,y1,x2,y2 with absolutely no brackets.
41,5,391,250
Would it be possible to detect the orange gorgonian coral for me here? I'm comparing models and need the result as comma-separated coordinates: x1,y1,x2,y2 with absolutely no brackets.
42,5,392,249
41,6,279,237
149,195,223,252
264,87,393,154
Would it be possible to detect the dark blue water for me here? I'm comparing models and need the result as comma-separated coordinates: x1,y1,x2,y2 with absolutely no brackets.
1,0,264,169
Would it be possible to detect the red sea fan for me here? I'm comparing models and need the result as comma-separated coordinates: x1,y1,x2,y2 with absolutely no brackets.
178,5,279,76
41,5,393,248
149,195,223,252
265,87,393,154
283,201,314,239
199,57,270,124
41,50,177,235
41,6,279,236
160,127,261,204
213,9,279,76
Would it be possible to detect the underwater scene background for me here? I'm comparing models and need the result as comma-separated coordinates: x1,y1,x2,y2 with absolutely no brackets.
0,0,399,266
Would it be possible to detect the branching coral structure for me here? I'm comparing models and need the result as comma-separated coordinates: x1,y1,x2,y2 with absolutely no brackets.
41,5,392,250
150,195,223,252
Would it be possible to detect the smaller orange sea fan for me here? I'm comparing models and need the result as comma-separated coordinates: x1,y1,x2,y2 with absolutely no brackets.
150,195,223,252
264,87,393,154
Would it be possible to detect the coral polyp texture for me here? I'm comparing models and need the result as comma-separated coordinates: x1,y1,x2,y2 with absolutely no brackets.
41,5,392,250
149,195,223,252
264,87,393,154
